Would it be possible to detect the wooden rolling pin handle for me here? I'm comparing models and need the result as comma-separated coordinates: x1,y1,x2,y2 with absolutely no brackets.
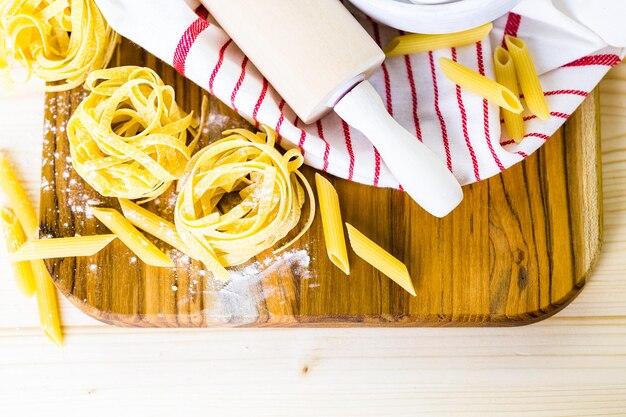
334,81,463,217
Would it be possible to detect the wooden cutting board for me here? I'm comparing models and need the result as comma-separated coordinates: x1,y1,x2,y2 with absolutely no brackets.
39,40,602,327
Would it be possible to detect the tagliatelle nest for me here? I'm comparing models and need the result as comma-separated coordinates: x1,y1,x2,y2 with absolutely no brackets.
67,66,205,202
0,0,119,91
174,127,315,282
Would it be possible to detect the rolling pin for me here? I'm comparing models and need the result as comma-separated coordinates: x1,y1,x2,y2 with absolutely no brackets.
201,0,463,217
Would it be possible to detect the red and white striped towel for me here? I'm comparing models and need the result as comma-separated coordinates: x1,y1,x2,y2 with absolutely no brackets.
94,0,624,188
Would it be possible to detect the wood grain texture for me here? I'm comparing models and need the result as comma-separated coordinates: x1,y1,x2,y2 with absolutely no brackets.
1,51,625,417
38,40,602,327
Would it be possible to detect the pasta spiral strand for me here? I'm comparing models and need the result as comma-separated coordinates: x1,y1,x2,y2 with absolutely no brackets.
68,66,203,202
0,0,119,91
175,127,315,282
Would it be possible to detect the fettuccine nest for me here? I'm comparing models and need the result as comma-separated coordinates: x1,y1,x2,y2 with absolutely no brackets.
175,127,315,282
0,0,119,91
67,66,203,202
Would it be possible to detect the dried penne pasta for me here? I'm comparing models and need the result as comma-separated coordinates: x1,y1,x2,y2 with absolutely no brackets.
315,174,350,275
345,223,416,296
119,199,189,255
494,47,525,142
92,208,174,268
0,153,63,345
0,207,36,297
11,235,117,261
120,198,232,283
385,23,493,57
505,36,550,120
439,57,523,114
32,259,63,347
0,152,39,238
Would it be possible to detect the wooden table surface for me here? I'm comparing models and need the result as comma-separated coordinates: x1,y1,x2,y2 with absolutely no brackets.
1,63,625,416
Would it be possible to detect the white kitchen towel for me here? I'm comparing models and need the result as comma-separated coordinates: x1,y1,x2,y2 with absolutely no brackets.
94,0,624,188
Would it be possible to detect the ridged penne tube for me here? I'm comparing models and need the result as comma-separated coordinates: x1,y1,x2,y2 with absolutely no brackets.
119,199,189,255
92,208,174,268
505,36,550,120
385,23,493,57
0,153,39,238
439,58,523,114
11,235,117,261
31,259,63,347
494,47,525,142
0,154,63,345
345,223,416,296
315,174,350,275
0,207,36,297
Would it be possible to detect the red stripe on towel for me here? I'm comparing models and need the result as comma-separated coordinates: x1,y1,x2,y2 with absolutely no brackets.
373,147,381,187
429,51,452,172
342,120,355,181
366,19,387,184
452,48,480,182
208,39,232,95
502,133,550,144
525,132,550,140
294,117,307,156
252,78,269,128
403,51,423,141
544,89,588,97
369,19,393,115
275,99,286,145
523,111,570,122
173,18,210,76
501,13,522,47
477,41,505,171
194,4,209,20
316,120,330,172
230,56,249,112
562,54,622,68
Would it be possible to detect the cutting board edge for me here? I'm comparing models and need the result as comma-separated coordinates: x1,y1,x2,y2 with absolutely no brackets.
49,245,601,328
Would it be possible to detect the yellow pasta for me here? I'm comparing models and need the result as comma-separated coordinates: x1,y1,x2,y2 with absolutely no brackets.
0,152,39,238
119,198,189,255
385,23,493,57
505,36,550,120
494,47,525,142
0,153,62,346
11,234,117,261
345,223,416,296
92,207,174,268
175,126,315,282
32,259,63,347
0,0,119,91
67,66,206,202
439,57,523,114
315,174,350,275
0,207,36,297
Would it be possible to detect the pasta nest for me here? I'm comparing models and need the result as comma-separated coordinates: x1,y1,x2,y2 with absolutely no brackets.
67,66,202,202
174,127,315,282
0,0,119,91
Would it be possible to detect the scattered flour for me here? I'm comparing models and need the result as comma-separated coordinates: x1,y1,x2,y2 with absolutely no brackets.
201,249,312,324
